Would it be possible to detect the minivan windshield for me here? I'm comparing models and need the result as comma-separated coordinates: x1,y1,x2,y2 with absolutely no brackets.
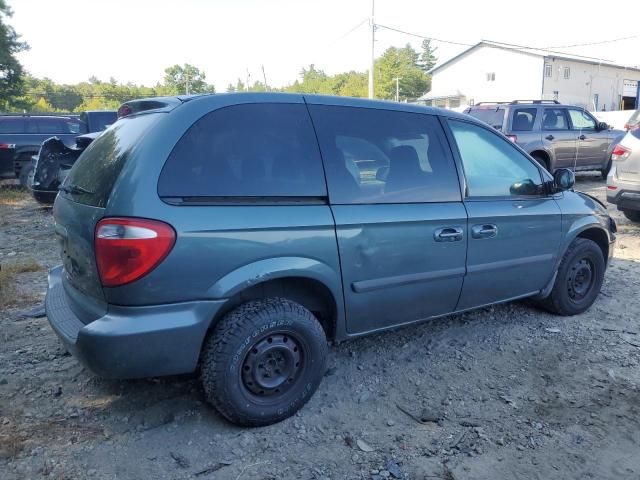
465,107,506,130
61,113,161,207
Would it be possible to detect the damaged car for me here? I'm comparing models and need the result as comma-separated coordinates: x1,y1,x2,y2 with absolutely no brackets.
30,132,99,204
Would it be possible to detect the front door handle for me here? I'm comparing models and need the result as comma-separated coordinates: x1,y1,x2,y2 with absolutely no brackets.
434,227,463,242
545,135,554,141
579,134,587,140
471,224,498,239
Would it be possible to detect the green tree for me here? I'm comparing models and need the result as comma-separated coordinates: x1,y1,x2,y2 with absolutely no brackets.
374,44,431,101
0,1,29,110
418,39,438,72
162,64,215,95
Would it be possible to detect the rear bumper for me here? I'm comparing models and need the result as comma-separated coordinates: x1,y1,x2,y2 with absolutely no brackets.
607,181,640,211
45,266,226,379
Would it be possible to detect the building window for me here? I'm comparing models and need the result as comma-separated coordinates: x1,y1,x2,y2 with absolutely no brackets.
563,67,570,79
544,64,552,77
468,98,475,106
553,91,559,101
486,72,496,82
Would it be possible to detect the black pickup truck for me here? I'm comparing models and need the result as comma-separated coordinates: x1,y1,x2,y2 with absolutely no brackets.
0,111,116,185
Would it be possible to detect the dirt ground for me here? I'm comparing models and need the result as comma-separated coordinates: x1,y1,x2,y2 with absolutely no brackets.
1,174,639,480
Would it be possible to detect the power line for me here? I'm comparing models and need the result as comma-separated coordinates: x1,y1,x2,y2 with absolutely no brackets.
376,24,622,64
375,24,473,47
333,17,369,44
543,33,640,49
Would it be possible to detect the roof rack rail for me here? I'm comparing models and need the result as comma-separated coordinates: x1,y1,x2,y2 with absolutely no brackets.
509,99,560,104
474,101,511,105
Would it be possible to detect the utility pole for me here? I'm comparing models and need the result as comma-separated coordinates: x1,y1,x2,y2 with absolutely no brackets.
246,69,250,92
394,77,402,102
261,65,268,91
368,0,375,99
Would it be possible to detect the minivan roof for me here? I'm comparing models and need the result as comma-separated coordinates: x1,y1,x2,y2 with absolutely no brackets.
119,92,472,122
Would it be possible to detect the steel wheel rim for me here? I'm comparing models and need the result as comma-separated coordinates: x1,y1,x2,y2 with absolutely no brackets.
567,257,595,301
241,333,303,398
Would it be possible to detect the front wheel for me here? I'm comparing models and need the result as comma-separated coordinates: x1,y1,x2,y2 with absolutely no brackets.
623,209,640,222
201,298,328,427
540,238,605,316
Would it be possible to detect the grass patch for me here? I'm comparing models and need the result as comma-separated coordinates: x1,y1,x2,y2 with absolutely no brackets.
0,258,43,308
0,185,29,206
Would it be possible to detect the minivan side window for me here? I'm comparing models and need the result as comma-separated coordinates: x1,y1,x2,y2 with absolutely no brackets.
308,105,461,204
568,109,596,130
158,103,326,198
449,120,543,198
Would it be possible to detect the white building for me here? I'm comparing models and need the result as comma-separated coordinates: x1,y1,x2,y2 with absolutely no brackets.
416,40,640,111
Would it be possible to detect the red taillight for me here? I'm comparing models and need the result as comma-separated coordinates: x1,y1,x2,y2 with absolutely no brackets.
95,218,175,287
611,144,631,161
0,143,15,149
607,185,618,190
117,104,132,118
506,134,517,143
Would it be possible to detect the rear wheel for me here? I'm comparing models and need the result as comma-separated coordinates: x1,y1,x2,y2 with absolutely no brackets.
623,209,640,222
540,238,605,316
532,153,550,173
200,298,328,427
600,158,612,180
18,160,33,188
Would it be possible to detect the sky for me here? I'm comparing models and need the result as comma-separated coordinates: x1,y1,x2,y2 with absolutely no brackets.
8,0,640,91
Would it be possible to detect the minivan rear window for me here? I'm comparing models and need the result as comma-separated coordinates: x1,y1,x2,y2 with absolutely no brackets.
158,103,326,199
61,113,161,208
465,107,505,130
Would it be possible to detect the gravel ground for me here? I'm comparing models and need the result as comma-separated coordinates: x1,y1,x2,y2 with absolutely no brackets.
1,174,639,480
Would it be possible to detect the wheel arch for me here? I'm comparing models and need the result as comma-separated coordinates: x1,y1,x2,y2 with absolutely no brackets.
529,149,552,171
206,257,344,341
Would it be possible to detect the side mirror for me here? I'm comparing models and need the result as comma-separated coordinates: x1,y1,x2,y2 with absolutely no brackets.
510,178,540,196
597,121,609,131
552,168,575,192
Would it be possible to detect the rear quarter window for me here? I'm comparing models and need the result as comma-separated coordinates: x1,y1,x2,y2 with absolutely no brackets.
62,113,161,208
465,107,505,130
158,103,326,199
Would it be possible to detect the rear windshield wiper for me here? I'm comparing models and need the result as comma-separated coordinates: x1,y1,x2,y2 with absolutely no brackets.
59,184,94,195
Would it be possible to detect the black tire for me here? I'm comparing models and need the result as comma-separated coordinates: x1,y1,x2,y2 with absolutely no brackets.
18,163,33,188
623,210,640,222
532,154,550,173
201,298,328,427
600,158,612,180
541,238,605,316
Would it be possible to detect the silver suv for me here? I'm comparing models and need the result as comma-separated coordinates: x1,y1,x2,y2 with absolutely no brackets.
607,129,640,221
465,100,625,178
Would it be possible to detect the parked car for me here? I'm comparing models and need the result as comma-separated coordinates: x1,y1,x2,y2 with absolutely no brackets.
46,93,616,427
607,128,640,221
624,110,640,132
464,100,626,179
0,111,116,186
30,132,99,204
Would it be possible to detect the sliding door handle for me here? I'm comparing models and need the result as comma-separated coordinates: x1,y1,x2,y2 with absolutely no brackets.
471,224,498,239
434,227,463,242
